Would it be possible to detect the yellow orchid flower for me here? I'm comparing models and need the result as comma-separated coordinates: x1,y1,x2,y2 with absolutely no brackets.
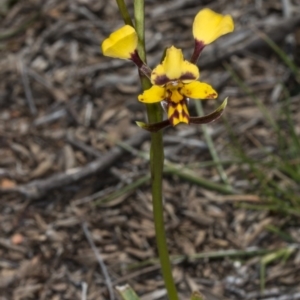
101,25,151,75
138,46,217,126
193,8,234,45
191,8,234,63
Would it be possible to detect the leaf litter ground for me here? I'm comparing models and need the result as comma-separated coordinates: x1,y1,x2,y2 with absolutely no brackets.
0,0,300,299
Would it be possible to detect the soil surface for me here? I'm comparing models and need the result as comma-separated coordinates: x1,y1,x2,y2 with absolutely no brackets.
0,1,300,299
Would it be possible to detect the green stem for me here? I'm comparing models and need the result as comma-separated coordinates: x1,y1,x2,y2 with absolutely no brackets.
115,0,134,27
134,1,179,300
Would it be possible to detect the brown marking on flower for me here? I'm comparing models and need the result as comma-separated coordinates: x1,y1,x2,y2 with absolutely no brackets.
152,74,170,86
183,90,192,97
181,107,190,123
130,51,152,78
168,99,190,126
165,89,172,100
168,100,178,108
180,72,198,81
168,114,176,126
206,93,217,99
130,50,144,68
190,40,205,64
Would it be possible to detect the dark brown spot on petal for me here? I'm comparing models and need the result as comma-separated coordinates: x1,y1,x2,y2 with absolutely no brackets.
206,93,217,99
182,111,190,118
153,74,170,86
168,115,175,126
166,90,172,99
180,72,198,81
168,101,177,108
172,110,180,119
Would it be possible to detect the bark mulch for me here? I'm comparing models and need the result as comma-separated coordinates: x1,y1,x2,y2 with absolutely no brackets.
0,0,300,299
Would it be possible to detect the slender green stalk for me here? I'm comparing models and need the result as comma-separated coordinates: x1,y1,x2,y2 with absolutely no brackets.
115,0,134,27
195,101,232,189
134,1,179,300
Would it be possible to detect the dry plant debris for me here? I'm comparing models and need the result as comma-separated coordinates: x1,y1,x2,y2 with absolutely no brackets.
0,0,300,299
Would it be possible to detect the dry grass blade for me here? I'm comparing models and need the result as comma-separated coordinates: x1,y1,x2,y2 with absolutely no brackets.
82,222,114,300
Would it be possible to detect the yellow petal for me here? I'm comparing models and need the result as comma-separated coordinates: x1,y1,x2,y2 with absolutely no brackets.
151,63,167,85
151,46,199,85
101,25,137,59
180,60,199,83
138,85,166,103
163,46,184,80
182,81,218,99
193,8,234,45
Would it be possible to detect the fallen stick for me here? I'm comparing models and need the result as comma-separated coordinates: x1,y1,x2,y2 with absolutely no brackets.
82,222,114,300
0,131,149,200
0,12,40,41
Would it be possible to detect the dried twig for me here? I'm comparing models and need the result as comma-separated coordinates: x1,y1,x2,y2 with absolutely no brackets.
82,222,114,300
0,131,149,199
66,134,102,158
0,12,40,41
281,0,292,18
81,282,88,300
0,238,27,254
112,265,160,286
19,60,37,115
